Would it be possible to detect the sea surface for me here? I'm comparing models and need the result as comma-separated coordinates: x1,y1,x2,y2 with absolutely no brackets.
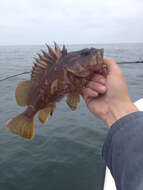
0,43,143,190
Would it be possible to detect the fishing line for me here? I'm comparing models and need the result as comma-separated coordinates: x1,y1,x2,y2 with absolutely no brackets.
0,60,143,82
0,71,31,82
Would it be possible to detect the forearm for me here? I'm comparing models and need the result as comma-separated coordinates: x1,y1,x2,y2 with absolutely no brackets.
102,111,143,190
105,100,138,127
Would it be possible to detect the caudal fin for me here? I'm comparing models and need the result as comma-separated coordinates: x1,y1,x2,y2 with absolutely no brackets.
6,112,35,140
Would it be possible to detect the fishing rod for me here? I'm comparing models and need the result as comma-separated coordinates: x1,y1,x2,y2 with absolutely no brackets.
0,60,143,82
117,61,143,64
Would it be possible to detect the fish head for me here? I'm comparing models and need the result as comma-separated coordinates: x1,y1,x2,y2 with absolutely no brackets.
66,48,105,78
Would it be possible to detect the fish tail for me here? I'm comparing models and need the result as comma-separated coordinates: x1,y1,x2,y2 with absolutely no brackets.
6,111,35,140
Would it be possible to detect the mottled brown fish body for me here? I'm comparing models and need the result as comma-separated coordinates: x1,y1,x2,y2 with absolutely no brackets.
6,43,107,140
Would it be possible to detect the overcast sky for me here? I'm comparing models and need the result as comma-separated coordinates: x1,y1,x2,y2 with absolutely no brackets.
0,0,143,45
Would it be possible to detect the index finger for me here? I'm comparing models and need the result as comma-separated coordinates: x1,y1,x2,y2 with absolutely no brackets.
90,74,106,85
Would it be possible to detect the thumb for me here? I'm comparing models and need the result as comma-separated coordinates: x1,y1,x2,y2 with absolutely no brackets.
103,58,120,75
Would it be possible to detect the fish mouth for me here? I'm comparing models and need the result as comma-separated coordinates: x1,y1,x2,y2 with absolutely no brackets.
93,49,108,75
92,51,104,73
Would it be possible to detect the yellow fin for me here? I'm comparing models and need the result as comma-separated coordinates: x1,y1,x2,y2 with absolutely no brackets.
38,106,55,124
6,112,35,140
66,92,80,111
15,80,32,106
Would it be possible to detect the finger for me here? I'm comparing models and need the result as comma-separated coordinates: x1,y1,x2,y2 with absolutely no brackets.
103,58,116,66
83,88,98,99
103,58,121,74
87,81,107,94
91,74,106,85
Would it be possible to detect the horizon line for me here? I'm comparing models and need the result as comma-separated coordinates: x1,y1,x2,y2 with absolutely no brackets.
0,41,143,47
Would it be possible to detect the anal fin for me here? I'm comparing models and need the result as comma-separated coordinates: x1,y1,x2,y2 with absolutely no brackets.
38,103,56,124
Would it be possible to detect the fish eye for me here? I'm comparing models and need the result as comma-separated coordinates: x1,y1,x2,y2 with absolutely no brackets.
80,49,91,56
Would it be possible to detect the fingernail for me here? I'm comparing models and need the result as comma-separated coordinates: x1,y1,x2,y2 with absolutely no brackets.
101,86,106,92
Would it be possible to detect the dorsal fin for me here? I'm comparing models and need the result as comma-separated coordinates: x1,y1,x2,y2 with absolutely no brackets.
46,44,57,60
31,43,63,82
54,42,62,58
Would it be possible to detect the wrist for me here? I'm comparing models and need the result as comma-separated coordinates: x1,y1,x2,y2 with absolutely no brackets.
105,100,139,127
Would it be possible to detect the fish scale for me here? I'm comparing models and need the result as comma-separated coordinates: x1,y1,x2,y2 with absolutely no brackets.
6,43,106,140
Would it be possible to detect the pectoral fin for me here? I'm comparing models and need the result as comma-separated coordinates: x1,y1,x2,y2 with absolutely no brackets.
66,92,80,111
38,104,56,124
15,80,32,106
66,66,90,77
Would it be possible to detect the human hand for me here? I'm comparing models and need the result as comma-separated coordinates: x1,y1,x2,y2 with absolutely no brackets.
83,58,138,127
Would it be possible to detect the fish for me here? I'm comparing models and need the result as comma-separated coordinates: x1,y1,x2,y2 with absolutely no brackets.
6,43,107,140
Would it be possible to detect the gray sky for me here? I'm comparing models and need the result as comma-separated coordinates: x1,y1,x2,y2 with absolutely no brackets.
0,0,143,45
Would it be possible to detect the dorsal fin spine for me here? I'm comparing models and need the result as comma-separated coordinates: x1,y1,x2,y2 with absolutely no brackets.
34,63,45,69
62,45,67,56
46,44,57,59
37,59,47,66
54,42,62,57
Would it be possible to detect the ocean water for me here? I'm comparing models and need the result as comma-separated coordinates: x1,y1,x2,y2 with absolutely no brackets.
0,43,143,190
